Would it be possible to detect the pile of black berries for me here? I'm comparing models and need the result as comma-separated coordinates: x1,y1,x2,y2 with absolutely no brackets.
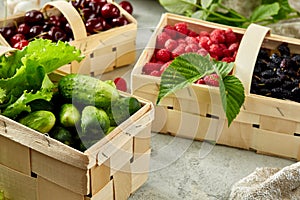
250,43,300,103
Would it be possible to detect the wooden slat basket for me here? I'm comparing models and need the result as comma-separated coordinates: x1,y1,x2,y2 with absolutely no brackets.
0,0,137,76
0,95,154,200
0,44,154,200
131,13,300,161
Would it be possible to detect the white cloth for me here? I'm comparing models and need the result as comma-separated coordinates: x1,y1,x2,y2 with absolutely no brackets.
229,162,300,200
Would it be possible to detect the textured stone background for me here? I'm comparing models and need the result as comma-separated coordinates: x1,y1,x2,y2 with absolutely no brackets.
222,0,300,39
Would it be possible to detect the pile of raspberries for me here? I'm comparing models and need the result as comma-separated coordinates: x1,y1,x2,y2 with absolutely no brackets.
142,22,242,86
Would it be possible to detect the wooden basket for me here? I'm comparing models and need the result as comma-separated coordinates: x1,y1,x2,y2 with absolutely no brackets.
131,13,300,160
0,45,154,200
0,0,137,76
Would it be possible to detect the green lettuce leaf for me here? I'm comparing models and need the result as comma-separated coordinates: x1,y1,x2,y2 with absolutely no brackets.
157,53,244,126
0,39,84,119
2,75,55,118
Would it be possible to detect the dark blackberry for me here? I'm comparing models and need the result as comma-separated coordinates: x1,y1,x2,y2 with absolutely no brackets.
258,48,270,60
277,42,290,57
261,77,282,88
266,61,278,69
291,54,300,65
257,88,271,96
270,53,282,65
255,59,268,72
291,87,300,102
282,80,295,90
251,42,300,103
261,69,275,78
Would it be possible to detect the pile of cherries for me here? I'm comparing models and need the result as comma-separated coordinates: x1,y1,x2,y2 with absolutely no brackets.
0,0,133,50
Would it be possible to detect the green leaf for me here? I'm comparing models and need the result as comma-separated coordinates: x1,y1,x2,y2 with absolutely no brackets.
201,0,213,9
157,54,215,104
250,3,280,22
219,75,245,126
22,39,84,73
159,0,197,14
2,75,55,119
214,60,234,78
157,53,245,127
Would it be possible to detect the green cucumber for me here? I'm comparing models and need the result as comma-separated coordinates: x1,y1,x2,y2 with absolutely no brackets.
106,97,142,126
18,110,56,133
49,125,75,146
81,106,110,136
58,74,120,108
59,103,80,127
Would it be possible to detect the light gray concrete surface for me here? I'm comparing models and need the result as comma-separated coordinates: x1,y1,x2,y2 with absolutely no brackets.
107,0,297,199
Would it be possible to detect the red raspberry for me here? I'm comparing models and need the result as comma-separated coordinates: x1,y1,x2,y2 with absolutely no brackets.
174,22,189,36
221,57,235,63
160,60,172,73
185,43,198,53
172,44,186,58
150,55,157,63
156,32,171,48
197,48,209,57
163,25,177,39
156,49,172,62
209,43,223,58
203,74,219,86
185,36,198,45
195,78,205,85
225,28,237,45
210,29,225,44
142,62,163,75
114,77,127,92
199,36,211,50
199,31,210,37
228,42,239,53
177,38,187,45
222,48,232,57
150,70,162,77
165,39,178,51
188,30,198,37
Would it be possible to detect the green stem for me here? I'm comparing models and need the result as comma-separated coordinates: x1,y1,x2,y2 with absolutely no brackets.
178,1,248,23
208,11,248,22
216,3,248,20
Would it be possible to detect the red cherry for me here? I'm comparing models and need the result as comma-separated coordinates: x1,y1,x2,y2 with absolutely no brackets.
13,40,29,50
119,1,133,15
10,33,26,46
114,77,127,92
111,15,129,27
17,23,31,36
24,10,44,25
101,3,120,19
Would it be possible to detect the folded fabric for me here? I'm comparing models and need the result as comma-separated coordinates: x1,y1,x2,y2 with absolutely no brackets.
229,162,300,200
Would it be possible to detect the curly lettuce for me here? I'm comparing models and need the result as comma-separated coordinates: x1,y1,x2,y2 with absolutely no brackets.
0,39,84,119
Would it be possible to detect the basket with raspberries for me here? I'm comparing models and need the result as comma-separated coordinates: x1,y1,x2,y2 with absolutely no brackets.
0,0,137,75
132,13,300,161
141,19,243,84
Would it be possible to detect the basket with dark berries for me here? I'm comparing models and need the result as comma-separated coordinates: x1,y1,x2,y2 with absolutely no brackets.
0,0,137,75
132,13,300,160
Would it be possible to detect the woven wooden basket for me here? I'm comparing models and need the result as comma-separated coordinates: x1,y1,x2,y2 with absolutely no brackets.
131,13,300,160
0,0,137,76
0,45,154,200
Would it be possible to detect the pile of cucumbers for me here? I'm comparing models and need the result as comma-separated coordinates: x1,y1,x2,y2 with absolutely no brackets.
17,73,142,152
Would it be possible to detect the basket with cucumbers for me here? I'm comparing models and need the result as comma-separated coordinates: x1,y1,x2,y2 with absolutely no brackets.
0,39,142,151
